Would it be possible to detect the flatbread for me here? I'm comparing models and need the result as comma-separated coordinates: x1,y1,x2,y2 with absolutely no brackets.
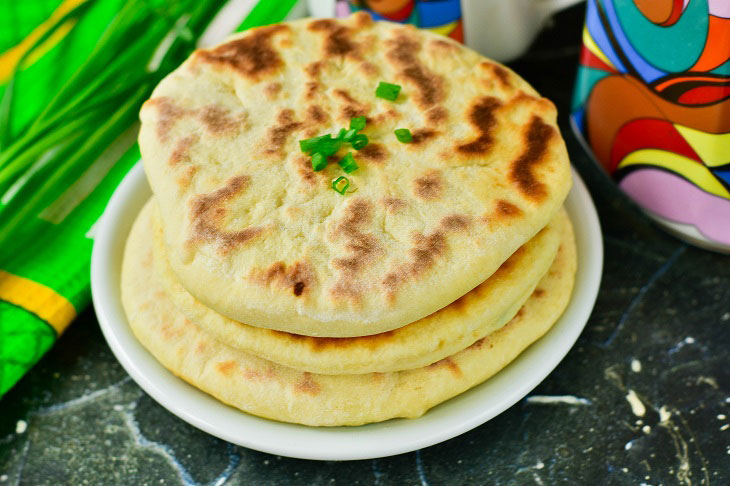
151,199,567,374
138,13,572,337
121,203,577,426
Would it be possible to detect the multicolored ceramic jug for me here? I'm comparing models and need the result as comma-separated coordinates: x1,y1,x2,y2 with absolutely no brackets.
572,0,730,253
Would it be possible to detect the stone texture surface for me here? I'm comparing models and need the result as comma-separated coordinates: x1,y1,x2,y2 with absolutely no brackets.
1,6,729,485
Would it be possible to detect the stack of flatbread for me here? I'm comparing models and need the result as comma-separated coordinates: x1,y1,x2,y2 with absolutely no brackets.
122,13,576,426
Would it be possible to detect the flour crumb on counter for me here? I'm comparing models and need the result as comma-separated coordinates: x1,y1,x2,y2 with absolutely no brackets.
659,406,672,422
625,390,646,417
525,395,592,406
631,359,642,373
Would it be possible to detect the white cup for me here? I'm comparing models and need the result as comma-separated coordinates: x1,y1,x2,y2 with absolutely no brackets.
307,0,583,62
462,0,583,61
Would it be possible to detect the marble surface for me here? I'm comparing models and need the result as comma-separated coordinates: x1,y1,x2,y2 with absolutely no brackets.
1,6,729,485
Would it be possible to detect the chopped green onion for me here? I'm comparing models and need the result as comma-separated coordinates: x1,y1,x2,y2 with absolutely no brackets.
338,153,359,173
375,82,401,101
332,176,350,195
299,134,332,154
350,116,366,131
336,128,347,139
351,134,369,150
319,137,343,156
394,128,412,143
341,128,357,142
311,152,327,171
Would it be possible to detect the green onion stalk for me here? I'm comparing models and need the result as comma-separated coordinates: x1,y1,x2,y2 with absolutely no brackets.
0,0,227,252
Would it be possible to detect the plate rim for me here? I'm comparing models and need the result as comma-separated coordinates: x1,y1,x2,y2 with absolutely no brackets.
91,163,603,461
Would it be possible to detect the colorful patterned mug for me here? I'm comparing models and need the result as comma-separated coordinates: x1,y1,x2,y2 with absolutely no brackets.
307,0,583,61
572,0,730,253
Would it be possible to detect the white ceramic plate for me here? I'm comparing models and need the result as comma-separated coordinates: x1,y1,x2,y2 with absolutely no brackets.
91,163,603,461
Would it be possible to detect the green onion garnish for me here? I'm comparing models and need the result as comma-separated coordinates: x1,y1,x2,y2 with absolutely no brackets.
311,152,327,171
341,128,357,142
338,153,359,173
332,176,350,195
350,116,366,131
319,137,343,156
299,134,332,154
394,128,412,143
375,82,401,101
336,128,346,139
351,133,369,150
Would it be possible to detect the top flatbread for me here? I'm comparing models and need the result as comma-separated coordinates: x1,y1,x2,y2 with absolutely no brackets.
138,12,572,337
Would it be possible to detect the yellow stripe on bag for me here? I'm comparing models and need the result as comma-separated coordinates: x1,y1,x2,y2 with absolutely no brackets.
0,270,76,335
0,0,86,82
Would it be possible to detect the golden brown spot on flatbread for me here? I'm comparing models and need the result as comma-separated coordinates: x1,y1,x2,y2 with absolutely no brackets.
295,372,321,395
264,82,282,99
195,341,207,354
510,116,553,201
216,361,236,376
352,10,374,27
333,89,360,104
469,338,486,350
168,135,198,165
251,261,317,297
385,32,444,109
243,367,275,381
533,288,546,298
480,61,512,89
189,175,264,252
263,109,302,155
496,200,522,218
413,170,443,200
294,155,326,186
333,89,369,120
372,108,401,125
427,106,448,125
146,97,188,142
512,90,543,105
304,61,323,78
329,199,383,301
176,165,199,193
275,329,398,351
251,260,316,297
410,128,438,145
305,104,328,125
198,105,245,135
359,61,378,76
382,230,445,294
357,143,388,163
195,25,289,80
308,19,359,58
382,197,406,213
160,321,183,340
440,214,471,231
430,39,460,52
456,97,501,155
382,208,475,296
251,261,316,297
304,81,320,100
428,357,462,376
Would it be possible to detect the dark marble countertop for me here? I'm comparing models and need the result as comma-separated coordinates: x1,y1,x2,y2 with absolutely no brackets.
2,5,729,485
